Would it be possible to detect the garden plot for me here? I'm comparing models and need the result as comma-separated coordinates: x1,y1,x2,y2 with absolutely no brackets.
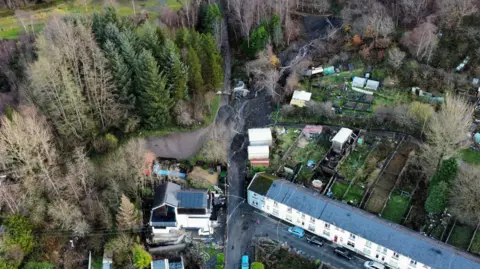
447,223,476,250
381,191,410,224
270,128,300,172
284,134,330,168
331,180,365,206
337,143,372,181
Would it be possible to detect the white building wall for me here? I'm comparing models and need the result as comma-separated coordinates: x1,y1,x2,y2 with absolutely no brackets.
250,194,432,269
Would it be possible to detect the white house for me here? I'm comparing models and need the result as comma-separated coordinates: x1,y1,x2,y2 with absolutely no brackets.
248,128,273,146
149,182,214,243
247,173,480,269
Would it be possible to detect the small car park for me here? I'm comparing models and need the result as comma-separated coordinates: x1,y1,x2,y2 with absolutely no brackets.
287,226,305,238
334,247,353,260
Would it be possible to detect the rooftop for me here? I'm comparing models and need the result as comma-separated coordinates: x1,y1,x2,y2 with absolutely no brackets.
332,128,353,144
153,182,208,209
255,177,480,269
248,173,276,195
248,128,273,143
292,90,312,101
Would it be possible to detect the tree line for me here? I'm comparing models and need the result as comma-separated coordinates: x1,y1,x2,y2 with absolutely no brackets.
27,6,223,152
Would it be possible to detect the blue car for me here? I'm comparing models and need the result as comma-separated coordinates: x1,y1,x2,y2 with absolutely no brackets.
241,255,249,269
288,226,305,238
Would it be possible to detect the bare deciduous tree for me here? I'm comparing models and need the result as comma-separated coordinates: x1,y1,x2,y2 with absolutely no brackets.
65,147,94,201
387,47,406,70
408,101,434,136
48,199,90,236
436,0,478,29
449,165,480,226
0,106,60,196
421,94,474,175
401,22,439,63
368,3,394,39
307,100,334,118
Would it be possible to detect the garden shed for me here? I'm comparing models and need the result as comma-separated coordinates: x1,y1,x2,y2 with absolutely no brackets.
248,146,270,160
352,77,366,88
248,128,273,146
302,125,323,139
365,80,380,91
290,90,312,107
332,128,354,153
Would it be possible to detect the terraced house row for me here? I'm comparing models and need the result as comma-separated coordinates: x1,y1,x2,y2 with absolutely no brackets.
247,173,480,269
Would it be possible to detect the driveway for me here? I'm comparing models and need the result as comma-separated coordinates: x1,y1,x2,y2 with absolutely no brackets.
227,209,366,269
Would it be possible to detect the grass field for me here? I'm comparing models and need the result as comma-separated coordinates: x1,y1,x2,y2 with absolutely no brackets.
381,193,410,224
461,148,480,166
331,182,348,199
448,224,475,250
0,0,184,39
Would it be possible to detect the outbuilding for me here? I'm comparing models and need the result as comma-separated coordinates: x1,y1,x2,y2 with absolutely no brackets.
365,79,380,91
248,146,270,160
352,77,366,88
248,128,273,146
332,128,354,153
290,90,312,107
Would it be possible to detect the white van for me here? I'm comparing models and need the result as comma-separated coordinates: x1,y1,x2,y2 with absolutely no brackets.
364,261,386,269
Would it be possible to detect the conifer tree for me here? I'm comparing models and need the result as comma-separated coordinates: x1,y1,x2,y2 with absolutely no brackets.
103,40,135,114
200,34,223,90
186,46,203,91
163,40,188,100
136,49,173,129
116,194,140,230
270,14,283,47
137,22,163,60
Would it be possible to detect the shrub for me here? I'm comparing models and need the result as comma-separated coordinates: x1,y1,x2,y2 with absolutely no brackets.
251,262,265,269
425,181,448,214
216,253,225,265
429,158,458,193
132,244,152,269
3,214,35,255
24,262,55,269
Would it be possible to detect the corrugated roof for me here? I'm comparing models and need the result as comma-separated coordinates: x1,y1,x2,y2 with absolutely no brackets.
177,191,208,209
303,125,323,134
352,77,366,88
365,80,379,91
292,90,312,101
248,128,272,143
262,179,480,269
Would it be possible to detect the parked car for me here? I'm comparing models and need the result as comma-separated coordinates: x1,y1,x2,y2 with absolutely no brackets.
364,261,385,269
306,236,323,247
287,226,305,238
334,247,353,260
241,255,249,269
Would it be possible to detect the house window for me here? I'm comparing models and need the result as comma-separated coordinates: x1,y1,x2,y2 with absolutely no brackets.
323,230,330,237
376,245,382,252
273,209,279,216
252,193,257,197
310,216,315,223
286,214,292,222
273,201,278,208
308,224,315,232
363,248,371,256
410,260,417,268
393,252,399,259
365,241,372,248
324,223,330,229
347,241,355,248
287,207,292,213
382,247,387,254
267,206,270,211
349,233,356,240
301,213,305,219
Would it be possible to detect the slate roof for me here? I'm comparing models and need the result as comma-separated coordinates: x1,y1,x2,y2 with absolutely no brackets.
263,179,480,269
153,182,208,209
151,259,167,269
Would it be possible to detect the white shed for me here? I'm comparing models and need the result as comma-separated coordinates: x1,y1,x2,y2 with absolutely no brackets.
248,128,273,146
290,90,312,107
332,128,353,152
352,77,366,88
365,80,380,91
248,146,270,160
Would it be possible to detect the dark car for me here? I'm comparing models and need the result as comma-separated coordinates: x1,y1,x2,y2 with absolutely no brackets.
306,236,323,247
334,247,353,260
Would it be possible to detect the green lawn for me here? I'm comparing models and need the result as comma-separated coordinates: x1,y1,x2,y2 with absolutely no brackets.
276,129,299,152
287,138,329,167
448,224,475,250
338,144,371,181
381,193,410,224
461,148,480,165
343,184,365,205
331,182,349,199
470,232,480,255
0,0,184,39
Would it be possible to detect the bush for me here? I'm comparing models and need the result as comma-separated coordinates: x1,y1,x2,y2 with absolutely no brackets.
132,244,152,269
3,214,35,255
24,262,55,269
251,262,265,269
425,181,448,214
429,158,458,193
216,253,225,264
